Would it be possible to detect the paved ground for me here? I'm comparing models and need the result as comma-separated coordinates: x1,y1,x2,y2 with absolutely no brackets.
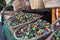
0,23,6,40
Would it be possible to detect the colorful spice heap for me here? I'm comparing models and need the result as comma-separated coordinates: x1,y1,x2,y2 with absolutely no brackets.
15,19,51,39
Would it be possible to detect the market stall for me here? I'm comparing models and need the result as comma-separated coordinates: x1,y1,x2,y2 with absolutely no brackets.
1,0,60,40
2,10,52,40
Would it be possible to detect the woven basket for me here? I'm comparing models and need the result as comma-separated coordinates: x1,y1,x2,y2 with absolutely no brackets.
46,18,60,40
14,19,53,40
7,12,42,28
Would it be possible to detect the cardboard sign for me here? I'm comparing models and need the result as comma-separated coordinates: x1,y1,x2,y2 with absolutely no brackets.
29,0,44,9
43,0,60,8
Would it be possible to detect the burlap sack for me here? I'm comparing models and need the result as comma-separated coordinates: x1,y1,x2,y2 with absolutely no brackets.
29,0,44,9
12,0,26,11
43,0,60,8
5,0,11,5
12,0,22,11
